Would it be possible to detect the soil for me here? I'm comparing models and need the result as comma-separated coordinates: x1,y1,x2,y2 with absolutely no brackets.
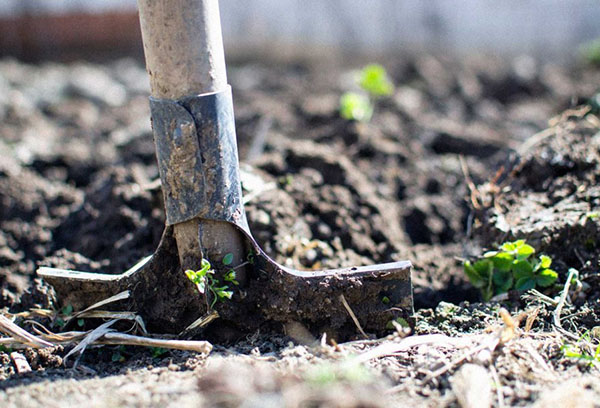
0,53,599,407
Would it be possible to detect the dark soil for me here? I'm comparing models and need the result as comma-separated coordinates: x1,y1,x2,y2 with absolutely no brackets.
1,54,600,406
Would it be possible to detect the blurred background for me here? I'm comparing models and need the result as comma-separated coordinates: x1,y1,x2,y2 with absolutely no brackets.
1,0,600,62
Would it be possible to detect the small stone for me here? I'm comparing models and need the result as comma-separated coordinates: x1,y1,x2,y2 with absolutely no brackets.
10,352,32,375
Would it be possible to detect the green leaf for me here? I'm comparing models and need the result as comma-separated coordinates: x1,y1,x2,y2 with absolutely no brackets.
77,319,85,328
340,92,373,122
536,269,558,287
222,253,234,266
481,286,494,302
500,242,515,252
200,258,212,273
493,269,513,292
516,244,535,260
512,260,534,279
218,290,233,300
539,255,552,269
464,261,483,287
358,64,394,96
61,304,74,316
491,252,514,271
196,281,206,294
473,259,493,278
112,352,125,363
185,269,196,281
515,277,536,291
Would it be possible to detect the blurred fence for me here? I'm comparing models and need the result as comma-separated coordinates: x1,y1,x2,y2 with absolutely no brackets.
2,0,600,61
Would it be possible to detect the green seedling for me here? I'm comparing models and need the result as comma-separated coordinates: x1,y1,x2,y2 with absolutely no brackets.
151,347,168,359
340,64,394,122
185,258,238,309
111,345,127,363
561,331,600,367
340,92,373,122
54,303,75,328
246,249,256,265
385,317,409,330
464,239,558,301
0,345,13,354
358,64,395,97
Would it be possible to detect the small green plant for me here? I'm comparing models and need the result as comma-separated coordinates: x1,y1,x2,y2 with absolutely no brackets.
54,303,75,328
561,331,600,367
151,347,168,359
185,258,235,309
111,345,127,363
464,239,558,301
340,92,373,122
358,64,395,97
340,64,394,122
185,253,245,309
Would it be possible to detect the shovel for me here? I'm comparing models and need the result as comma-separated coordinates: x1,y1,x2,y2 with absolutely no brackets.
38,0,412,339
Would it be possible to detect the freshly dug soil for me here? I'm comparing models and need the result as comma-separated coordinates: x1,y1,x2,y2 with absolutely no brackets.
0,54,599,406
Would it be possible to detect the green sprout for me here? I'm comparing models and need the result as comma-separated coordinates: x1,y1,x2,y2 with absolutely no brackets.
151,347,169,359
358,64,395,97
185,258,235,309
340,92,373,122
340,64,394,122
222,253,234,266
111,345,127,363
464,239,558,301
561,331,600,367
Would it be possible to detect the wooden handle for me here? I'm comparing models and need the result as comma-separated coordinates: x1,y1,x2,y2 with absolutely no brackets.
137,0,227,99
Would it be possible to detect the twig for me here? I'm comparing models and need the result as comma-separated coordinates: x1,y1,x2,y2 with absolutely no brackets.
97,332,212,353
517,127,556,156
553,268,578,329
69,291,130,321
489,364,504,408
0,314,53,348
183,310,219,332
459,155,480,210
2,328,213,356
354,333,478,364
64,320,118,367
524,307,540,332
339,294,368,339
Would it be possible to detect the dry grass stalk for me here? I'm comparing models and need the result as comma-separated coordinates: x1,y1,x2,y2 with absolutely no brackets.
97,332,212,353
64,319,118,365
0,314,53,348
339,294,368,339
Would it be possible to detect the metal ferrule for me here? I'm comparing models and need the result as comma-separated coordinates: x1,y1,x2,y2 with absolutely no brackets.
150,86,249,231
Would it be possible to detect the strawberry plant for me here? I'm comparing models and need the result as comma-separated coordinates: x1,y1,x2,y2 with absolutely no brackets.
464,239,558,301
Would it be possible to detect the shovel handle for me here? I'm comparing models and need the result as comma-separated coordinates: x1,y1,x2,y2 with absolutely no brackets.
137,0,227,98
137,0,246,274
